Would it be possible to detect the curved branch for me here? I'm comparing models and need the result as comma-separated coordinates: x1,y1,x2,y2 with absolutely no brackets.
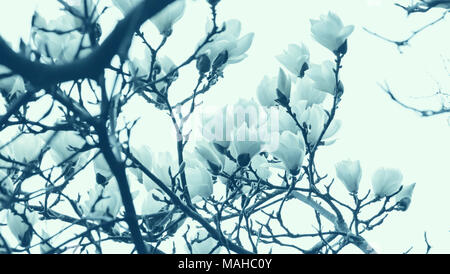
380,82,450,116
0,0,175,87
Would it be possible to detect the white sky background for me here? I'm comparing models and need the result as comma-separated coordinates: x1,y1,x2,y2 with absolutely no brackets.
0,0,449,253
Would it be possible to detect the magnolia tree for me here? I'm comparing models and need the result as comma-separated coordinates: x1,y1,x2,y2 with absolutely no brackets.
0,0,417,254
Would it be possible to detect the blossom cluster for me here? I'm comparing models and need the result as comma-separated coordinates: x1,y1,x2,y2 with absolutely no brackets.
0,1,418,253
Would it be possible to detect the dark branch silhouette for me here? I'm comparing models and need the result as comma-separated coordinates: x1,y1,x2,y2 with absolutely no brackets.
0,0,175,87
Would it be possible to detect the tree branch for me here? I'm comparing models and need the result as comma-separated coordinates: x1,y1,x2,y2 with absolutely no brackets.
0,0,175,87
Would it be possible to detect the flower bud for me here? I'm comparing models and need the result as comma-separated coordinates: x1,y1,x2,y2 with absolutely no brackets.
185,165,213,201
198,19,254,69
256,75,277,107
271,131,305,175
195,141,223,174
371,167,403,198
196,54,211,74
151,0,186,35
232,123,263,166
212,50,229,70
291,77,326,107
7,204,39,247
277,68,291,100
237,153,251,167
310,12,354,53
9,134,44,163
335,159,362,193
306,61,336,95
335,39,348,56
276,89,290,108
276,43,310,78
395,183,416,211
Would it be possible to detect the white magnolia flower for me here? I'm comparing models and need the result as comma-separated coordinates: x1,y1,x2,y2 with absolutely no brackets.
129,46,152,79
395,183,416,211
112,0,143,16
277,107,298,133
158,55,177,76
7,204,39,247
306,61,336,95
264,106,296,134
9,134,44,163
371,167,403,198
94,153,112,179
298,104,341,146
251,154,271,180
141,189,166,216
321,119,342,146
310,12,355,53
277,68,291,100
129,45,175,80
335,160,362,193
48,131,86,166
256,75,278,107
0,140,12,169
32,10,79,32
129,144,152,186
195,140,223,174
185,162,213,201
0,65,16,91
232,123,263,166
272,131,305,175
276,43,310,77
129,52,176,103
291,100,308,119
190,228,221,254
81,178,122,220
9,77,27,99
40,229,54,254
150,152,176,190
298,104,325,145
67,0,98,19
32,12,91,63
291,77,327,107
0,65,26,98
232,98,266,130
199,19,254,69
0,171,14,209
200,106,231,150
151,0,186,35
222,153,238,176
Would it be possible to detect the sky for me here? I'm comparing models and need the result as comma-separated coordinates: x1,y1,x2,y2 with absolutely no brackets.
0,0,449,253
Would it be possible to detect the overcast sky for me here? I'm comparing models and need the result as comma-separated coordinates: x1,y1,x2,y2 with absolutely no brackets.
0,0,449,253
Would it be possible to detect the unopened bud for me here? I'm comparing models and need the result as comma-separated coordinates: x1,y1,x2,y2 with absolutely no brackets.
337,81,344,98
237,153,250,167
212,50,228,70
275,88,289,108
335,40,348,56
207,0,221,6
96,173,108,186
196,54,211,74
